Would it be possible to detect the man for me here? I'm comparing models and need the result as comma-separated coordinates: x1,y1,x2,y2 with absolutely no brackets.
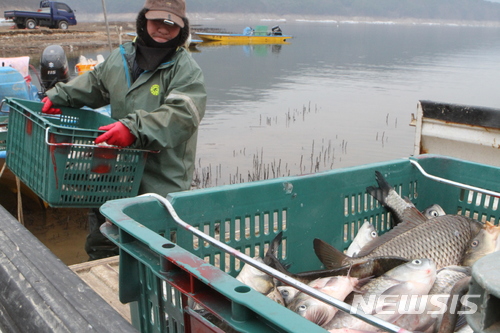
41,0,207,260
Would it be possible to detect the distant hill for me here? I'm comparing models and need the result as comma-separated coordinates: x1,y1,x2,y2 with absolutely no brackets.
4,0,500,22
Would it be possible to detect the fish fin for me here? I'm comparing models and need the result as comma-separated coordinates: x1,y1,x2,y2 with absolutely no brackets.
264,231,283,266
380,282,412,297
354,275,374,290
263,232,296,277
313,238,350,269
266,256,292,277
305,306,337,328
373,282,414,314
356,207,427,257
454,314,467,332
437,265,471,276
352,287,364,294
485,220,500,235
366,170,393,205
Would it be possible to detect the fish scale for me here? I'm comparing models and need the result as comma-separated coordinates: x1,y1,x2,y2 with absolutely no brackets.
315,213,483,271
356,215,476,269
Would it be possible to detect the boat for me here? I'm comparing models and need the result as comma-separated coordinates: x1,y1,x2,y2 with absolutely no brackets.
195,25,292,44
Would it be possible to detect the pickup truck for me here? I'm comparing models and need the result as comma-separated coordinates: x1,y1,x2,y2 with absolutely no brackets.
4,1,77,30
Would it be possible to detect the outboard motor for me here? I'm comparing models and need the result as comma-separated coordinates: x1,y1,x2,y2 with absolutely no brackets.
271,25,282,36
40,45,70,91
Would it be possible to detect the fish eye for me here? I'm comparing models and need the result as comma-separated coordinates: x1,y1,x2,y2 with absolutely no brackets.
430,210,439,217
471,240,479,247
281,289,289,297
412,259,422,265
371,231,377,237
298,304,307,312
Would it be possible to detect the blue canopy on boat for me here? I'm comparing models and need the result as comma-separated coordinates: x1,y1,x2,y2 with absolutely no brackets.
243,26,254,35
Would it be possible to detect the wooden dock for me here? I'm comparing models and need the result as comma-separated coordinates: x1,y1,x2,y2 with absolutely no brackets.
69,256,131,323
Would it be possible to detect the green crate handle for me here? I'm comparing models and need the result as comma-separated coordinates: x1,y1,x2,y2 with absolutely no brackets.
43,126,159,153
137,193,407,333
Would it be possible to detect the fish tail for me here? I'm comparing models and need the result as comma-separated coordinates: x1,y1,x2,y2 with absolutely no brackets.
313,238,351,269
264,231,291,274
265,231,283,262
366,170,392,206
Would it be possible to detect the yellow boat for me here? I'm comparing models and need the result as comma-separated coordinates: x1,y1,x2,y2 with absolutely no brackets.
195,25,292,44
198,39,291,47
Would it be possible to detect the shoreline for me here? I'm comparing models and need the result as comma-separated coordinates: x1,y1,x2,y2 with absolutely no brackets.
1,13,500,57
4,11,500,26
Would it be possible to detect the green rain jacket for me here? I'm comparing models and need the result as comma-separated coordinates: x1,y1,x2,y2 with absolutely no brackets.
46,42,207,197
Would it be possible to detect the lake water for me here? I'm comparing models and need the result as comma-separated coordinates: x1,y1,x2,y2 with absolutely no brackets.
25,20,500,187
189,20,500,187
6,19,500,264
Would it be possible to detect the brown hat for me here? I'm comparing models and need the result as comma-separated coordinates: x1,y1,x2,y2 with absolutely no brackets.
144,0,185,28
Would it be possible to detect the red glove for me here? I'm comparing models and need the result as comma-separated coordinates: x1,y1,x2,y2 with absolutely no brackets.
41,97,61,114
95,122,136,147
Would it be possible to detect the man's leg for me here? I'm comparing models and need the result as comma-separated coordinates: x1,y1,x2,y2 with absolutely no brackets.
85,208,118,261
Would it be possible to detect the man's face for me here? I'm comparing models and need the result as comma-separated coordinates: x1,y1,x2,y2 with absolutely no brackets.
147,19,181,43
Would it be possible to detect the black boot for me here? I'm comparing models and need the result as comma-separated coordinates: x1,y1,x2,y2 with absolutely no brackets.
85,208,119,261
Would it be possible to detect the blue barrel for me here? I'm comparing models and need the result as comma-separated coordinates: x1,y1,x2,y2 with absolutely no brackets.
0,66,32,114
1,66,32,154
0,66,31,100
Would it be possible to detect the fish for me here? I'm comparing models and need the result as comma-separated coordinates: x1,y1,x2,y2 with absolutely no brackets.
266,286,285,306
392,265,471,332
277,285,300,307
325,258,437,331
346,221,378,257
236,231,284,294
462,221,500,266
328,329,378,333
366,171,446,224
429,266,471,295
235,256,275,294
314,209,483,270
433,275,471,333
265,243,409,282
366,170,416,224
422,204,446,219
287,275,360,328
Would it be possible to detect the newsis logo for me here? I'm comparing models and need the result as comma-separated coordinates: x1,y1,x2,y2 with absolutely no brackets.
350,294,480,315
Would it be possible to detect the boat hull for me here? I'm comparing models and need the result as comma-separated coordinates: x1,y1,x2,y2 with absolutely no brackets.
196,32,292,44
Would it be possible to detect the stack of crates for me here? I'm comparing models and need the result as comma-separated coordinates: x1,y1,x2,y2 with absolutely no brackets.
100,154,500,332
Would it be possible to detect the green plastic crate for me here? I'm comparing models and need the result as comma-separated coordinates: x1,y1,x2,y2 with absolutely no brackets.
5,97,149,208
254,25,269,36
100,154,500,333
